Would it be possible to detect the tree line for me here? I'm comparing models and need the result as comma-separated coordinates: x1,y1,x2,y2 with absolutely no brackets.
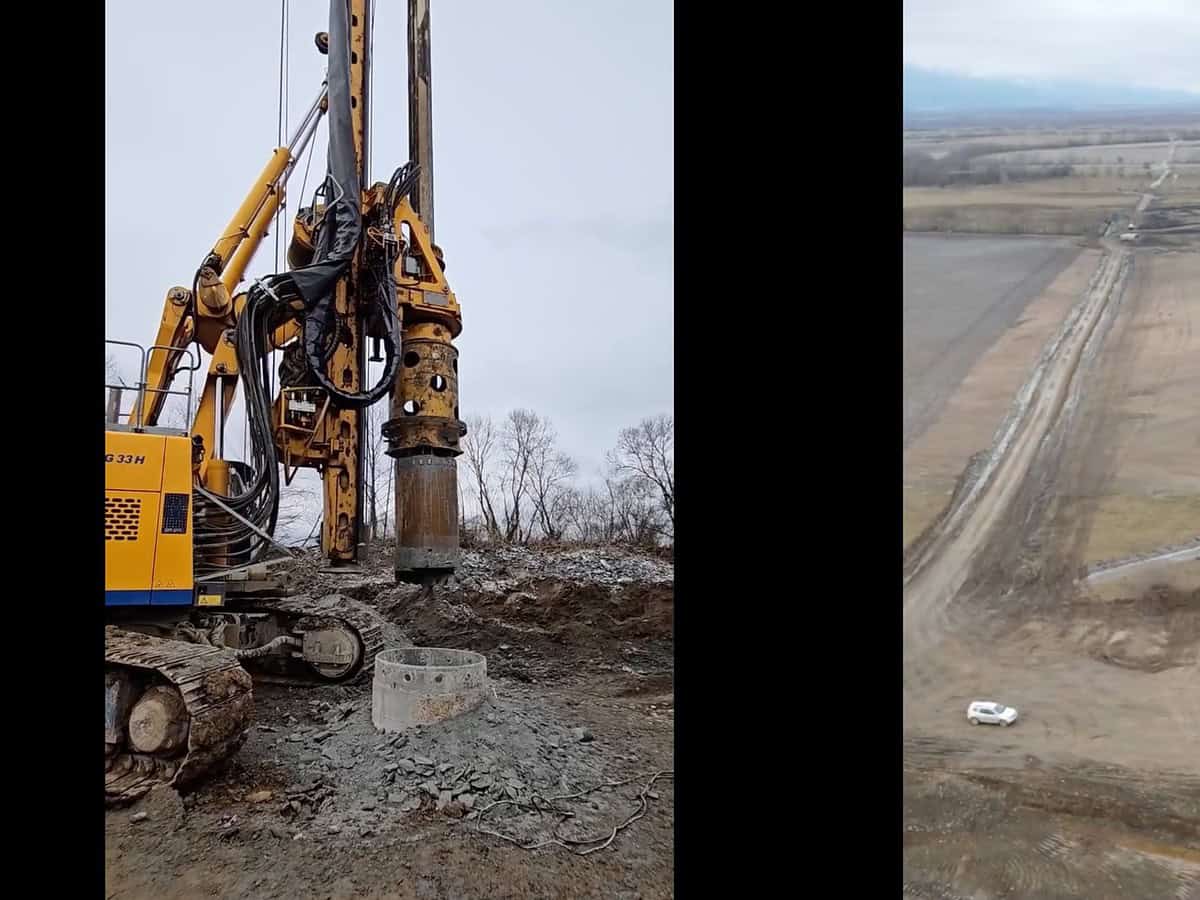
460,411,674,548
902,143,1075,188
307,407,675,551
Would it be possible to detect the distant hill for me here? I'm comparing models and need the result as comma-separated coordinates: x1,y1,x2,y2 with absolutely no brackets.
903,66,1200,113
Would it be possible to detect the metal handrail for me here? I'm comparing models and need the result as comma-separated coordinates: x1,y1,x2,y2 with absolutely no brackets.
105,339,200,431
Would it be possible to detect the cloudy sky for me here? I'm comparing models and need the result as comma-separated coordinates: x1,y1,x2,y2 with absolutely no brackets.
904,0,1200,94
105,0,673,525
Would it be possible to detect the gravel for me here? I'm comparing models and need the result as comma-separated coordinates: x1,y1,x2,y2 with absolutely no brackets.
210,676,638,847
458,546,673,590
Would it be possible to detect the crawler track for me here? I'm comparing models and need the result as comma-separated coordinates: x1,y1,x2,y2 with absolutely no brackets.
236,593,387,681
105,627,253,806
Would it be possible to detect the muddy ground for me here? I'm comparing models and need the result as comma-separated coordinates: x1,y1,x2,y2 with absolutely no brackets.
905,746,1200,900
902,233,1082,450
903,150,1199,899
904,576,1200,900
106,544,675,899
903,238,1101,547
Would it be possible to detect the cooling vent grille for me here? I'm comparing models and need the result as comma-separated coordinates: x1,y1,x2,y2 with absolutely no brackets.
105,496,142,542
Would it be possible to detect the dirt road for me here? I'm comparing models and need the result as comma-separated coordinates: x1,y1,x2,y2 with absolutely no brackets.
904,237,1131,631
901,233,1196,777
903,145,1199,898
1149,139,1178,191
904,141,1191,737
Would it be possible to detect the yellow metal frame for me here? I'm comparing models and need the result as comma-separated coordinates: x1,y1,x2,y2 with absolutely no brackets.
115,0,464,570
105,431,193,596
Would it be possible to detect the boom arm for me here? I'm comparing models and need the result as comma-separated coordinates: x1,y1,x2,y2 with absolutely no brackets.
131,86,327,430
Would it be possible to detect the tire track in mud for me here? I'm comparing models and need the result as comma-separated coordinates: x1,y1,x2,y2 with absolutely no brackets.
1028,161,1196,590
903,242,1130,652
966,240,1137,596
905,745,1200,900
1066,248,1197,572
901,155,1200,900
902,153,1171,600
1001,850,1084,899
898,235,1195,771
1045,254,1157,581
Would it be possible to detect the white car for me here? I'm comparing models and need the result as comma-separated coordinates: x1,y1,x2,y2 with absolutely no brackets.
967,701,1018,727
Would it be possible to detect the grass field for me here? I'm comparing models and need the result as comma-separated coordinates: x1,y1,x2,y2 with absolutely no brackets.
903,175,1146,235
903,234,1081,446
902,127,1192,234
971,141,1199,168
904,126,1200,153
904,177,1140,208
1047,251,1200,565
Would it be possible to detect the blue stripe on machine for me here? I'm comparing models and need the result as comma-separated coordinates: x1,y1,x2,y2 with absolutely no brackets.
106,589,193,607
106,590,152,606
153,589,194,606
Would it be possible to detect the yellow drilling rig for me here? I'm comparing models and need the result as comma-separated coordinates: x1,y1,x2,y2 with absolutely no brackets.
104,0,465,804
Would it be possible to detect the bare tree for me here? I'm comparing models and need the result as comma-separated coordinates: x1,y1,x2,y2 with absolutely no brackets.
499,409,539,544
462,414,501,541
460,511,487,548
276,480,320,545
612,414,674,537
499,409,570,544
562,482,622,544
163,401,191,431
105,354,131,423
558,464,662,548
105,354,127,386
459,407,675,548
458,478,467,539
603,462,663,546
560,487,598,543
382,448,394,538
528,421,577,542
361,401,391,541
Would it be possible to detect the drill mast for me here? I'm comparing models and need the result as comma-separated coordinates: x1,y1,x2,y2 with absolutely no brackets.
318,0,369,566
121,0,464,580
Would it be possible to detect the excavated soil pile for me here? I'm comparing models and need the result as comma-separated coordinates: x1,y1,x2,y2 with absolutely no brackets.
107,542,676,900
1069,584,1200,672
280,543,681,683
378,579,673,680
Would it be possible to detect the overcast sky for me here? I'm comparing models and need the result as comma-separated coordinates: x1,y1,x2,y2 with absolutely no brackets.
904,0,1200,94
105,0,673,521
